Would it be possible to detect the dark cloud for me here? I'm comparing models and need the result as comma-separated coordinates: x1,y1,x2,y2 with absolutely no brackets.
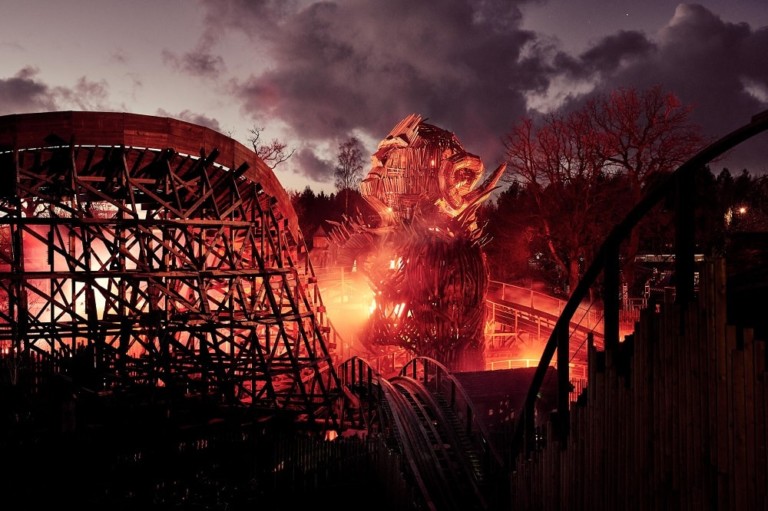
0,68,111,115
512,4,767,173
0,68,117,115
571,4,768,171
197,1,767,182
508,31,657,114
292,146,334,186
0,67,57,113
578,31,656,75
162,49,226,78
156,108,223,133
208,0,538,182
162,25,227,79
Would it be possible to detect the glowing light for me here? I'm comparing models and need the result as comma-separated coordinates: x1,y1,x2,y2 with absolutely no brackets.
726,205,749,226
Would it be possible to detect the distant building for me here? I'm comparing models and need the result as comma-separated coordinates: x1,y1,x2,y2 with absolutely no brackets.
311,224,331,267
312,224,331,250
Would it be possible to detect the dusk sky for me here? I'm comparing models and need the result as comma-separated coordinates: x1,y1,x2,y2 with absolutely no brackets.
1,0,767,194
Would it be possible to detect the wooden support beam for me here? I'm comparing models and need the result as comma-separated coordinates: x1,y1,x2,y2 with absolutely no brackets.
675,167,696,306
604,242,620,351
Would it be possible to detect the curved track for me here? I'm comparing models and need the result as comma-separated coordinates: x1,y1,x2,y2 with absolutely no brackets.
340,356,506,510
388,376,489,510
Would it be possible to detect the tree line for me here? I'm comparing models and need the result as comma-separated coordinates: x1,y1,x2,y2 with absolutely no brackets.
479,165,768,298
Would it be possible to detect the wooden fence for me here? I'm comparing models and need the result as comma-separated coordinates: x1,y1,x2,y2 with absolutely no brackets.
510,258,767,510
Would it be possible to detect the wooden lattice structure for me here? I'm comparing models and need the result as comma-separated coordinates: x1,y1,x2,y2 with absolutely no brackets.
0,111,340,425
361,114,504,225
332,114,506,372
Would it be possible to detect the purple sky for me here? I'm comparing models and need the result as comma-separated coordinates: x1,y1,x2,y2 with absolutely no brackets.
1,0,767,194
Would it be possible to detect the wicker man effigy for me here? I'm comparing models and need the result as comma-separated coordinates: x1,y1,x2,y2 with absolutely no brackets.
334,114,505,372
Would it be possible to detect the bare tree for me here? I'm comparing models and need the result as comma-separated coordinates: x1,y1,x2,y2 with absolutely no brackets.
247,126,295,169
590,86,703,199
587,86,703,284
504,111,615,295
504,85,703,296
334,137,365,214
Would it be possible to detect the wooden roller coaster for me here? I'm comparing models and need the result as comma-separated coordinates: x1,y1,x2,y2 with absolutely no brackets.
0,111,341,426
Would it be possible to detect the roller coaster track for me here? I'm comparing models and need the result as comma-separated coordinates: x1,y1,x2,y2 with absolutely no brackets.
339,356,507,511
0,111,341,427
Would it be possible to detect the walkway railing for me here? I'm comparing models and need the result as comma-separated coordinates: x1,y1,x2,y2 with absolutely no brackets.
488,280,603,332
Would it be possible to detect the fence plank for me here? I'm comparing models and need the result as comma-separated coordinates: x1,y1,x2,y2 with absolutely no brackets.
508,259,767,510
